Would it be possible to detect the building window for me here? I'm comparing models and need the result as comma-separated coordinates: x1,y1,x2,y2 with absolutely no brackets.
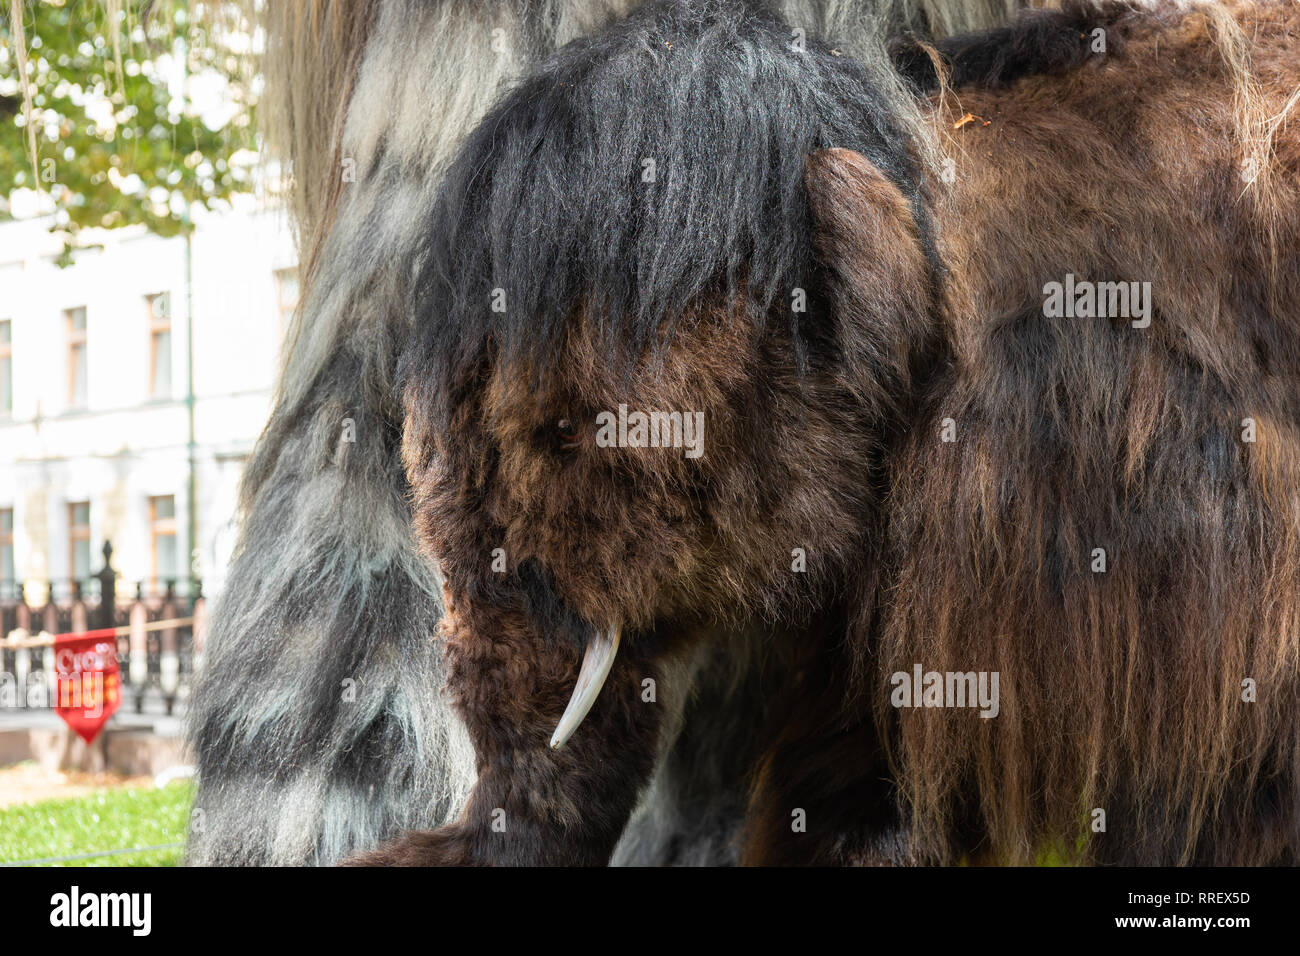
274,267,299,340
150,494,178,583
147,292,172,399
0,319,11,417
66,307,88,408
68,501,90,585
0,507,14,593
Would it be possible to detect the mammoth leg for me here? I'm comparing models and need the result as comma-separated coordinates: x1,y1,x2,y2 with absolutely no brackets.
614,624,786,866
739,616,913,866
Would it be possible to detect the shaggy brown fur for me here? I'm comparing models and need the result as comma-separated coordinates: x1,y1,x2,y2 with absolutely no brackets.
751,0,1300,866
859,0,1300,865
350,285,926,863
360,0,1300,866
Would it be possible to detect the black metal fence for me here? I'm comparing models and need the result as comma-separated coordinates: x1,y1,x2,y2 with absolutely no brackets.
0,542,207,717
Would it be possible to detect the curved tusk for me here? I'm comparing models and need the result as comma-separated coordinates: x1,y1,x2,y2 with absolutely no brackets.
549,623,621,750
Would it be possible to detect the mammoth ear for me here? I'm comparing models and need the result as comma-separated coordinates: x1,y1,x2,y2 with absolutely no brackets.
804,148,935,403
805,147,930,311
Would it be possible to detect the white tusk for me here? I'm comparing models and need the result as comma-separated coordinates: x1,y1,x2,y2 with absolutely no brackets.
549,623,621,750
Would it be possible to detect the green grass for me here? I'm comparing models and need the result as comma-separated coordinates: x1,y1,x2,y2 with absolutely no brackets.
0,781,192,867
0,777,1084,867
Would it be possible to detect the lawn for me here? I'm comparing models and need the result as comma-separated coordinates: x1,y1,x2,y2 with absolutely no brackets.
0,779,192,867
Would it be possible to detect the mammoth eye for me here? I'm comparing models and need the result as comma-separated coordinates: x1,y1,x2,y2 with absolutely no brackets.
557,417,581,447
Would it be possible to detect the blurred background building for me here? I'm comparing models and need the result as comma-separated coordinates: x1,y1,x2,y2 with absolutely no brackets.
0,0,295,828
0,204,295,605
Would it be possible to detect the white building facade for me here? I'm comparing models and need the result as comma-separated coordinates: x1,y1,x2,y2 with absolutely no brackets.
0,205,296,603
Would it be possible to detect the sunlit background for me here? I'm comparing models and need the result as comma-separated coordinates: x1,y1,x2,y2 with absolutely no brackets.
1,0,288,864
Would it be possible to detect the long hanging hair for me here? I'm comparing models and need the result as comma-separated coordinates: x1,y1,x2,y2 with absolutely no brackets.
845,0,1300,864
186,0,1042,866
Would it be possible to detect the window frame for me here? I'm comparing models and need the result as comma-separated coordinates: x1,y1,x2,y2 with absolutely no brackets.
65,306,88,409
0,318,12,417
68,500,91,586
0,506,14,592
146,292,173,400
149,494,179,583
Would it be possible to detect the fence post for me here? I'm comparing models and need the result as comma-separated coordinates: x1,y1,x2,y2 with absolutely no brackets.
71,580,87,634
95,541,117,630
130,584,147,713
160,581,178,715
192,579,206,666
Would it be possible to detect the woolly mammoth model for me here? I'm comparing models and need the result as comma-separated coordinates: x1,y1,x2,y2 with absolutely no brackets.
343,0,1300,865
186,0,1034,865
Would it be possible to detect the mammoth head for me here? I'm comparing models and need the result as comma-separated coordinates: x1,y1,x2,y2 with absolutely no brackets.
398,1,937,753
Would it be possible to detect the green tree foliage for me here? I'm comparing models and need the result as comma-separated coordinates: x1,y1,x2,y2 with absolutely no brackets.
0,1,257,258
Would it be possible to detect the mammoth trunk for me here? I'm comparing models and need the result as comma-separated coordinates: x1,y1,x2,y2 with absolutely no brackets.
349,596,665,866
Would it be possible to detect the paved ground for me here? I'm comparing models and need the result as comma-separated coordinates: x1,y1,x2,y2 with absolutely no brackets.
0,761,156,808
0,707,189,782
0,709,183,735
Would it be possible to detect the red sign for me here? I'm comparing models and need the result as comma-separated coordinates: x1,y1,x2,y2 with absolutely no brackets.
53,628,121,743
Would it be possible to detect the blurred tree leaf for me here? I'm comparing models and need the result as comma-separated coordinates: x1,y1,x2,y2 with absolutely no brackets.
0,0,258,259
